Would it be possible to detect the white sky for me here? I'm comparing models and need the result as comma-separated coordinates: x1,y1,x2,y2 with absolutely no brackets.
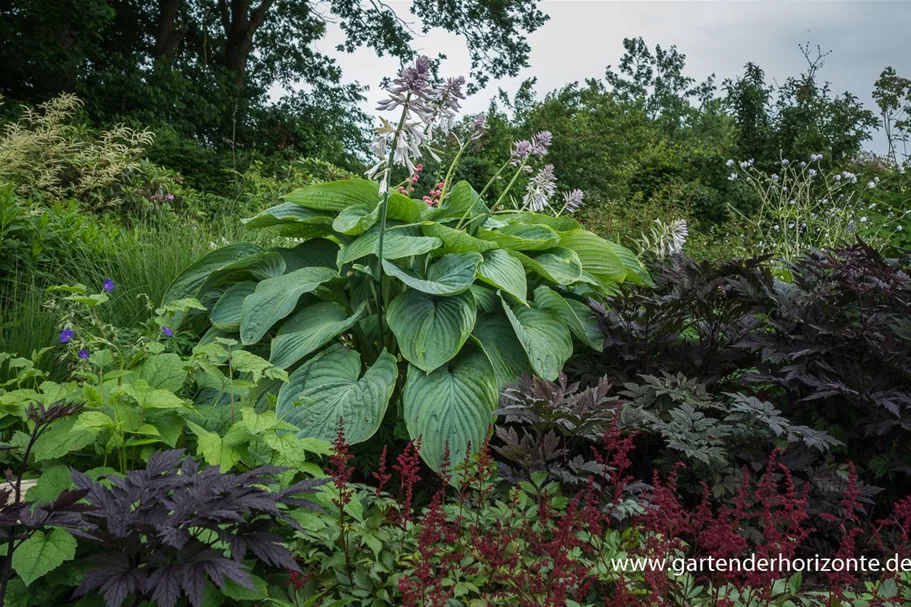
295,1,911,153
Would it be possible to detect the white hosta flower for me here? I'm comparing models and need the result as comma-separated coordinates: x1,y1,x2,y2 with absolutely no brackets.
523,164,556,212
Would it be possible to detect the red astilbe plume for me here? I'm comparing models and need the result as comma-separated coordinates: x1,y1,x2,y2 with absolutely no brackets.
691,481,749,588
393,438,422,527
635,463,690,601
592,412,638,506
820,462,865,593
372,445,392,497
744,450,813,593
328,418,355,581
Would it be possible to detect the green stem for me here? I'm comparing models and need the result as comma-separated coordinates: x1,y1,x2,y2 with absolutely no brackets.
491,157,529,212
374,99,412,351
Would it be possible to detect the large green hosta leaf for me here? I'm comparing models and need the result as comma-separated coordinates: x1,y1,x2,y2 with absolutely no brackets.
283,179,380,212
472,313,531,386
239,267,338,345
508,211,581,232
270,302,366,369
276,345,396,444
478,223,560,251
332,204,377,235
210,282,257,331
502,298,572,381
507,247,583,285
476,249,527,303
387,291,477,373
403,344,498,475
558,230,627,290
606,240,655,287
337,227,442,267
533,286,603,351
382,253,482,295
273,239,340,272
243,202,334,230
162,243,263,307
421,222,498,254
424,181,488,223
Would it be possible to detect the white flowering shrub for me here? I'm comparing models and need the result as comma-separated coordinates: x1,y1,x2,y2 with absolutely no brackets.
727,155,908,260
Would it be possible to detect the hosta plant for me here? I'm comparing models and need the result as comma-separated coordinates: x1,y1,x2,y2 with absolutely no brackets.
162,57,651,474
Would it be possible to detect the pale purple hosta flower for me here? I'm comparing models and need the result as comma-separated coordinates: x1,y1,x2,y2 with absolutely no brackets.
739,159,754,170
728,173,738,181
523,164,556,212
562,189,584,214
666,219,688,255
423,76,466,137
726,159,735,167
834,174,842,181
510,140,534,165
376,56,434,114
800,161,807,168
648,218,688,258
782,159,790,166
531,131,552,157
367,56,461,191
868,181,876,189
808,169,817,177
772,173,780,182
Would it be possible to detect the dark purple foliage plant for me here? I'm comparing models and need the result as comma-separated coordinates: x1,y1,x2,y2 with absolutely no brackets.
73,449,325,607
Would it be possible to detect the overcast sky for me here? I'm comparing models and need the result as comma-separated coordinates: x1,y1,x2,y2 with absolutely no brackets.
303,0,911,154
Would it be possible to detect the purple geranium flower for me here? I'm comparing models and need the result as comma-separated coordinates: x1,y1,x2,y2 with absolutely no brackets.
60,328,74,343
162,327,174,337
78,349,90,360
103,279,115,293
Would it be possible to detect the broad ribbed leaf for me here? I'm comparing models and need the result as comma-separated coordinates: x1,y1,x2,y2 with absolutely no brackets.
558,230,627,288
276,345,397,444
211,282,257,330
509,211,582,232
333,204,377,235
507,247,583,285
424,181,488,223
472,313,531,386
421,222,498,254
239,267,338,345
337,227,442,267
502,298,572,381
242,202,333,229
387,291,477,373
283,179,379,212
403,344,498,474
533,286,603,351
478,224,560,251
270,302,366,369
162,243,262,307
198,252,286,300
382,253,482,295
469,284,500,313
476,249,527,302
606,240,654,287
274,239,340,272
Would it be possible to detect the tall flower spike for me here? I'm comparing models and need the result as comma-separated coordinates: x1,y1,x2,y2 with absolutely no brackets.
523,164,556,212
562,189,584,214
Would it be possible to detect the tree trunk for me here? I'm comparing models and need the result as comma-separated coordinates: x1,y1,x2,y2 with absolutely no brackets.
153,0,188,59
219,0,274,86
